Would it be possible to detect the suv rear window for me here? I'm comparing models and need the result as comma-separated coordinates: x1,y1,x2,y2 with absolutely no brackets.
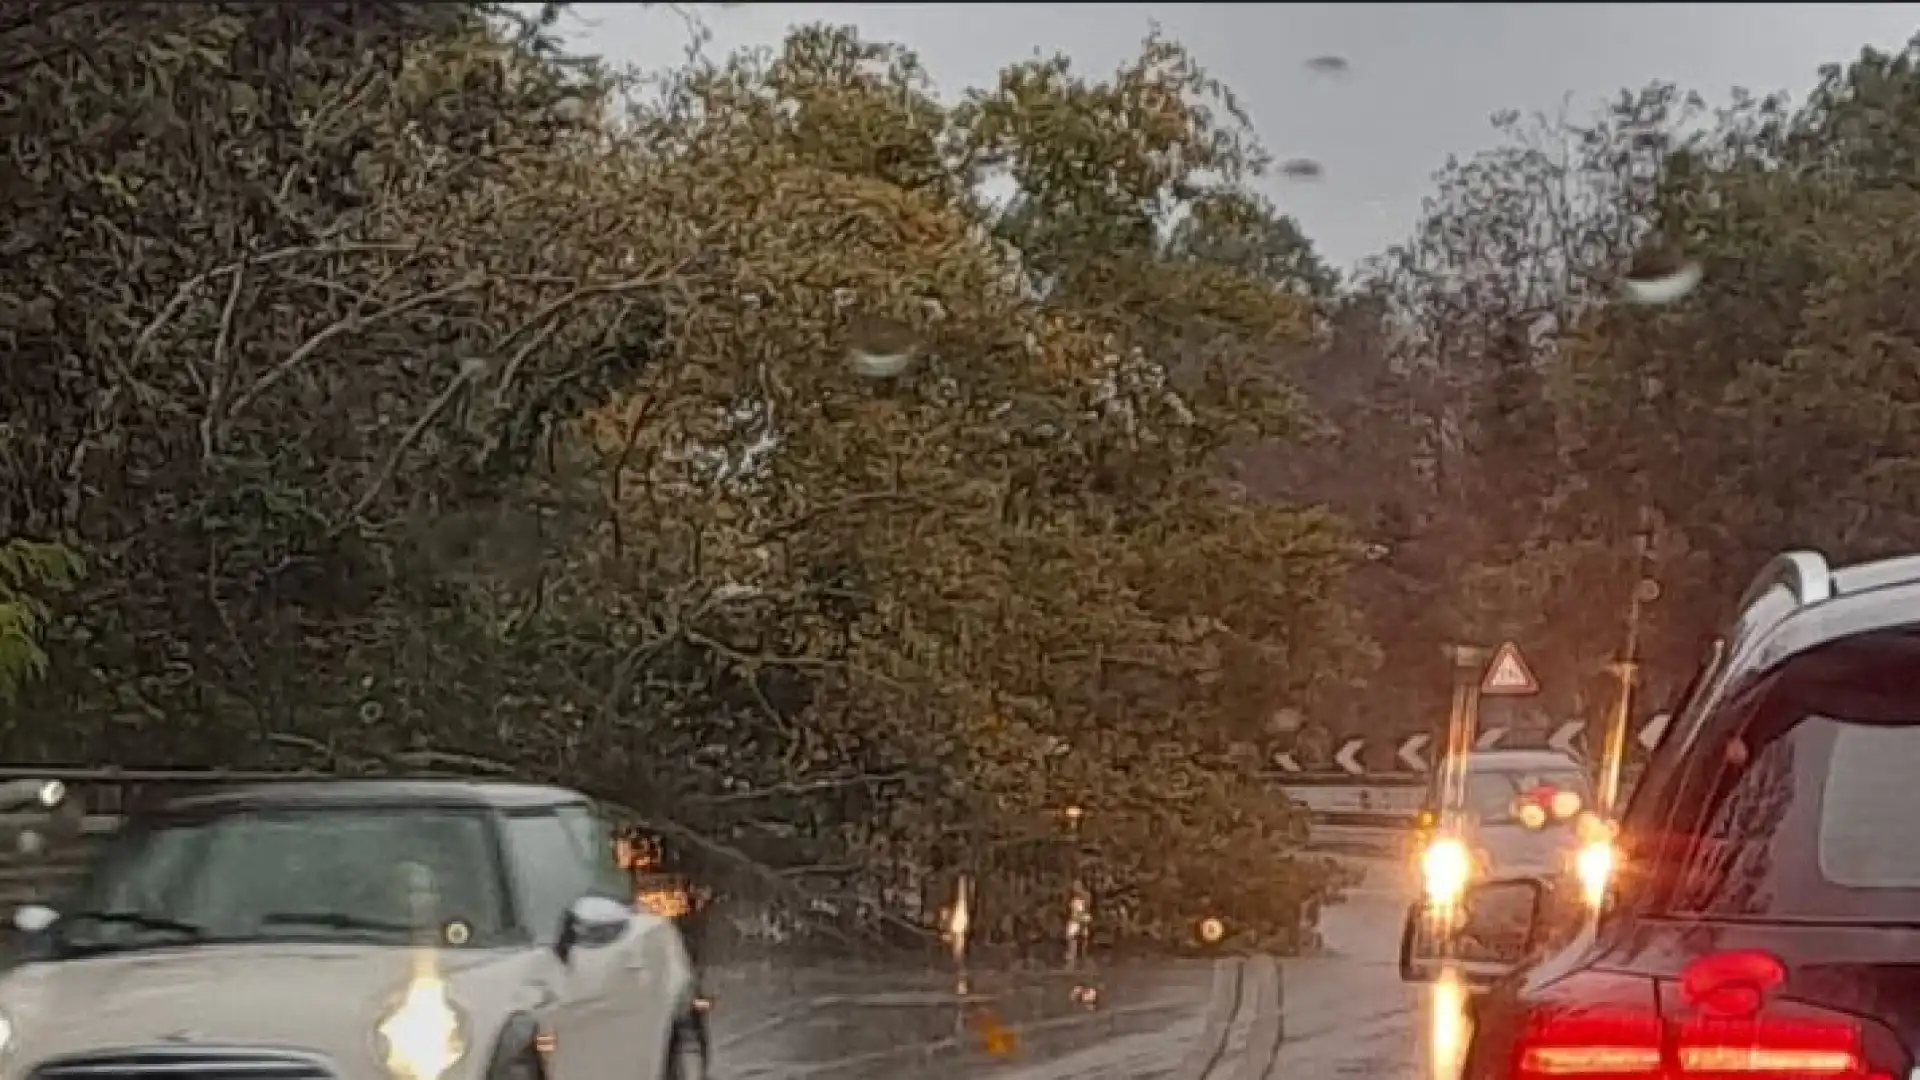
1666,632,1920,921
1818,724,1920,887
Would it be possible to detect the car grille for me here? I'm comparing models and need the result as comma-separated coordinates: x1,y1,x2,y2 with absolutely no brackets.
30,1047,335,1079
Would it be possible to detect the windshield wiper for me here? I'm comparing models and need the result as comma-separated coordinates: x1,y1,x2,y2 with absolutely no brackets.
60,910,205,938
258,911,412,934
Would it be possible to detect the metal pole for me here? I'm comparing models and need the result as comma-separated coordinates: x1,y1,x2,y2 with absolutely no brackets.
1596,370,1663,816
1598,512,1656,817
1598,662,1636,817
1439,645,1488,834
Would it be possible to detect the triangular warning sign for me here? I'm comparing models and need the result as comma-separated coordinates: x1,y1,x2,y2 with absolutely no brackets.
1480,641,1539,696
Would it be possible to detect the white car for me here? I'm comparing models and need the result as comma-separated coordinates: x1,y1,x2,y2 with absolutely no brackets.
0,780,699,1080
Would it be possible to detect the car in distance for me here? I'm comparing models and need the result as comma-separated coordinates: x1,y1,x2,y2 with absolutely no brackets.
1414,748,1596,905
1402,549,1920,1080
0,779,698,1080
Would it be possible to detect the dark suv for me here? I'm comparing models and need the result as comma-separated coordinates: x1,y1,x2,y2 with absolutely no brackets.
1402,549,1920,1080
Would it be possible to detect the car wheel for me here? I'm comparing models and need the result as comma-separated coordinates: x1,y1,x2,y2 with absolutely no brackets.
663,1018,707,1080
494,1047,545,1080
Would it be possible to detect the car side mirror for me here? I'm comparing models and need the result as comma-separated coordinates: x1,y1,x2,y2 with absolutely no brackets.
554,895,630,963
12,905,58,935
1399,878,1546,986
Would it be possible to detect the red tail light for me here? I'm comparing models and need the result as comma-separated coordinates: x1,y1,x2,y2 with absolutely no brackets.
1517,1007,1663,1077
1516,973,1665,1080
1675,1015,1871,1077
1513,958,1895,1080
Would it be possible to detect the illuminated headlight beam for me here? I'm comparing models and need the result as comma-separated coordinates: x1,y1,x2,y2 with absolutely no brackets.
1421,837,1473,906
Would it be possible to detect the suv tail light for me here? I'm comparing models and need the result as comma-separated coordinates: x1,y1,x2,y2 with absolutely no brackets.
1513,958,1896,1080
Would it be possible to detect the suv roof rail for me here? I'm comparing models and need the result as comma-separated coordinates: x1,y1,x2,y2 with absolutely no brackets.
1831,553,1920,596
1736,550,1834,614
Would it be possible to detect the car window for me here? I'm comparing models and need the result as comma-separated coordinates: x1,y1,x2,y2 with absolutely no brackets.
556,805,637,901
1612,638,1728,912
1627,637,1728,825
63,807,509,950
1463,768,1591,823
1816,724,1920,887
503,809,626,943
1668,713,1920,920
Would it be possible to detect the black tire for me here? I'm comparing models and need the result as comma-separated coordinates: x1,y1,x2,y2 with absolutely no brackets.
664,1016,708,1080
493,1048,544,1080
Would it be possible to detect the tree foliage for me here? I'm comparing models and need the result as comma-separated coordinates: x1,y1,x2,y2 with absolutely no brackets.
1330,34,1920,736
2,6,1360,952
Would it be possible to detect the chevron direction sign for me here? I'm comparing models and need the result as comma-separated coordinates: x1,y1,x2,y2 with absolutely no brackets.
1548,721,1586,756
1268,734,1437,777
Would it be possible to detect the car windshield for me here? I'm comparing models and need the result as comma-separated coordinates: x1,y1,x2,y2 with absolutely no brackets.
1464,768,1591,825
55,806,511,953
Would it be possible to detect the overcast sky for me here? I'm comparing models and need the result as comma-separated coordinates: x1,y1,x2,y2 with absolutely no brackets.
554,3,1920,271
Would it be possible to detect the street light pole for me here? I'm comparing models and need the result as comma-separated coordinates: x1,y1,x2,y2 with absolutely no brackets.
1598,372,1663,817
1439,644,1490,834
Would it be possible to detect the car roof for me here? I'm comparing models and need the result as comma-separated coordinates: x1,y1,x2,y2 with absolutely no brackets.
1654,552,1920,766
1462,749,1586,773
1738,554,1920,677
153,779,591,816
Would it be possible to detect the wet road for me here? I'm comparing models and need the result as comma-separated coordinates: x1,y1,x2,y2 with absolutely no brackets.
709,856,1432,1080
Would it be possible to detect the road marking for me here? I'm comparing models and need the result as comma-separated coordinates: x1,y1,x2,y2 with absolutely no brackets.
1169,955,1286,1080
1238,955,1283,1080
1180,957,1246,1080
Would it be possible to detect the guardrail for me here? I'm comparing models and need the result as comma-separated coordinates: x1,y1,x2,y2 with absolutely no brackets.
1272,774,1422,854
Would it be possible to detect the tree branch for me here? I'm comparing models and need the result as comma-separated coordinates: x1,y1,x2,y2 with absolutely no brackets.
695,771,908,807
491,262,689,404
330,355,489,533
131,241,408,373
684,628,909,694
224,274,483,429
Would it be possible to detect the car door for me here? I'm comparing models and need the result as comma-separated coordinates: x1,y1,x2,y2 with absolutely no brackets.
556,806,683,1062
500,808,648,1079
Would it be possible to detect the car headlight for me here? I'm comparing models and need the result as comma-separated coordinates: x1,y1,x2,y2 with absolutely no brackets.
1575,838,1615,910
1421,836,1473,906
377,974,466,1080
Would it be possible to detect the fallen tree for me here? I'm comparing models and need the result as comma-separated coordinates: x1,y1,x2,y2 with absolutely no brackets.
2,5,1358,952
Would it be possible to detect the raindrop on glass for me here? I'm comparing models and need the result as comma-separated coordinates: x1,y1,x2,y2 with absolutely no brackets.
1279,158,1325,181
846,315,920,379
1621,259,1703,306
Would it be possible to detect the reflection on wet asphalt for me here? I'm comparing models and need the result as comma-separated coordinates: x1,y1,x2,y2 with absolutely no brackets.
709,858,1429,1080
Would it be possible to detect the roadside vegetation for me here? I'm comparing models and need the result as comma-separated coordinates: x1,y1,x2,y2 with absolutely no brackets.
5,2,1918,953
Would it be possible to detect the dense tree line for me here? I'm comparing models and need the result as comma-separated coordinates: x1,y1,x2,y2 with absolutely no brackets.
6,2,1918,953
0,3,1360,952
1322,36,1920,745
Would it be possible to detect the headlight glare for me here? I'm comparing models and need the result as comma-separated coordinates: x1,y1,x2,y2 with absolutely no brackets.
377,974,465,1080
1421,836,1473,905
1575,839,1615,911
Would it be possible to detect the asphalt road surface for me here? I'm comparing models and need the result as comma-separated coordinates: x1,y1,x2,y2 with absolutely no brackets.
709,855,1434,1080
